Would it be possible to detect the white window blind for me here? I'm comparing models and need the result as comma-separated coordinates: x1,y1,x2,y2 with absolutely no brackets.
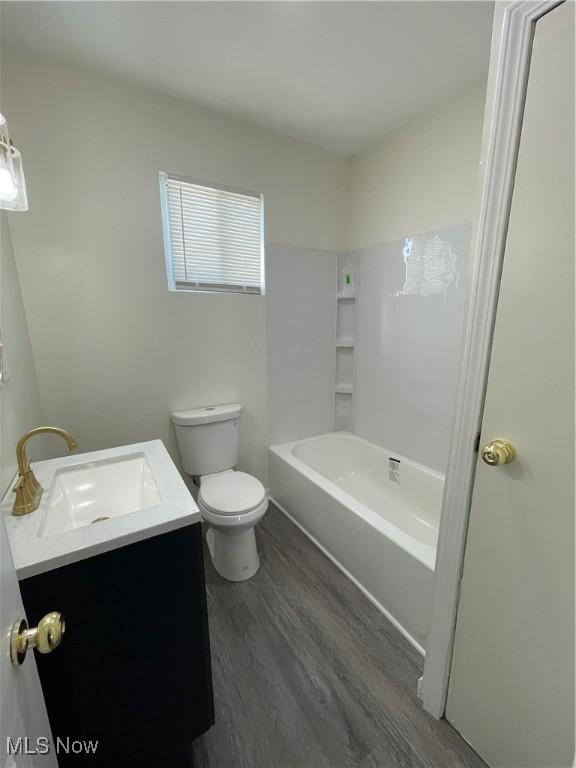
159,172,265,294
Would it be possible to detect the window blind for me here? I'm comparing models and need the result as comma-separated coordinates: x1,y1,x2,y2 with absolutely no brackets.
159,172,265,294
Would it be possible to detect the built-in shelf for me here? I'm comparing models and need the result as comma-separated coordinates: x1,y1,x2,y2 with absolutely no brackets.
335,253,359,433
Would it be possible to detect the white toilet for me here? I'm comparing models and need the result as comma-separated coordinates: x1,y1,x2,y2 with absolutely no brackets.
171,403,268,582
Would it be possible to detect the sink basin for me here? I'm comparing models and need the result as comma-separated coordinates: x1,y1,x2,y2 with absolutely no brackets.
39,453,162,538
5,440,199,579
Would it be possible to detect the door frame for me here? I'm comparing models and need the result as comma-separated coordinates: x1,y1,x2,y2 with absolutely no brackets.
421,0,566,719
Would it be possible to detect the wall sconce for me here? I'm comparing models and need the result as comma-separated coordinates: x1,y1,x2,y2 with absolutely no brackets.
0,113,28,211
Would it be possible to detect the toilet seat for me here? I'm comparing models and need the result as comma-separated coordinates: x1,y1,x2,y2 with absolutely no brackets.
200,500,268,531
199,471,266,516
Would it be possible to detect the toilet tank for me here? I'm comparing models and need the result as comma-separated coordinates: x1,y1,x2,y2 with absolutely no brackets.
171,403,241,477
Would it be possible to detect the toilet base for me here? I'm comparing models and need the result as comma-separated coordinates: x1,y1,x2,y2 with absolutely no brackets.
206,526,260,582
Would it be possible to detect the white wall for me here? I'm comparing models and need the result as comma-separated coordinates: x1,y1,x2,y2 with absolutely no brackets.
266,245,336,445
347,84,486,249
0,215,45,495
2,47,349,483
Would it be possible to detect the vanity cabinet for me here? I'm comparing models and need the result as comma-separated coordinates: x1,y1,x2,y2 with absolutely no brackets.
19,522,214,767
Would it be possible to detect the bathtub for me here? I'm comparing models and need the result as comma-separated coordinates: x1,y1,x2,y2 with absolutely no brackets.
268,432,443,652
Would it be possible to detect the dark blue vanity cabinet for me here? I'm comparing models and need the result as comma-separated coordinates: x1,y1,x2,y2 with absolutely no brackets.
19,522,214,767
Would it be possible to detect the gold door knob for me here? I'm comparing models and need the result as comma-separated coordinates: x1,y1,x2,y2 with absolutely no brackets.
10,611,65,667
481,438,516,467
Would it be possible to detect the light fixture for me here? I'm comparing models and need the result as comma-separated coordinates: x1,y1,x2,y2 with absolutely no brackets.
0,113,28,211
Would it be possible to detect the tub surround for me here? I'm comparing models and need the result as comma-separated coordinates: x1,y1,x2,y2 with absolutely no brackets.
269,432,443,651
354,222,471,472
4,439,199,578
266,223,471,471
266,244,338,445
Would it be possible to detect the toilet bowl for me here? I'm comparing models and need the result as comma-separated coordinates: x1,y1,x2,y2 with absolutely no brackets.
171,404,267,582
198,470,267,581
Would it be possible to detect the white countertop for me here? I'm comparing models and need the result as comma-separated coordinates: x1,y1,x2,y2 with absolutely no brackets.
3,440,200,579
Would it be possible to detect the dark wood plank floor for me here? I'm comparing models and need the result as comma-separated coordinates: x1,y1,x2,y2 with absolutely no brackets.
194,504,484,768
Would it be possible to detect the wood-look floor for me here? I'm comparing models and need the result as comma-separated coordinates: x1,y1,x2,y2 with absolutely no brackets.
194,504,484,768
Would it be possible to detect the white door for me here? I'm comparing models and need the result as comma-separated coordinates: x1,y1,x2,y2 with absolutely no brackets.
446,3,574,767
0,517,53,767
0,215,53,762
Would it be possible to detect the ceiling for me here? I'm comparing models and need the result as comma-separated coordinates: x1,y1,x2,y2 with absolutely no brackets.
1,1,494,155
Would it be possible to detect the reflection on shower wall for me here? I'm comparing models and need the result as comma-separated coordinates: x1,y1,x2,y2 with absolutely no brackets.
354,223,471,472
401,234,460,298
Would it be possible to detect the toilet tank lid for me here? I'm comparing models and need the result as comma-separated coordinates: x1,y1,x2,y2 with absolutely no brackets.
171,403,242,426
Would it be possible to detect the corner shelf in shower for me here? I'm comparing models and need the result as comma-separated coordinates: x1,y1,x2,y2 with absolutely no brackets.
334,253,359,432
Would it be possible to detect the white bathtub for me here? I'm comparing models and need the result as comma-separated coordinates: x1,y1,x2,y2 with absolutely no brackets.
268,432,443,652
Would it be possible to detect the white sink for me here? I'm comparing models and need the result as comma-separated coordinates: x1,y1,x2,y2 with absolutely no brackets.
39,453,162,538
4,440,199,579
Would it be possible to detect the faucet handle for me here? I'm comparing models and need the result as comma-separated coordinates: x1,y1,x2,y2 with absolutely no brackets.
12,472,42,514
12,476,25,492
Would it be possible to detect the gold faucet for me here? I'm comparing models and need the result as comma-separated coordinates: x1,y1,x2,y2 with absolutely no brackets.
13,427,78,516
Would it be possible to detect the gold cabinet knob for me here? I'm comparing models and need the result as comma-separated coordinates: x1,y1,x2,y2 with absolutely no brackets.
481,438,516,467
10,611,65,667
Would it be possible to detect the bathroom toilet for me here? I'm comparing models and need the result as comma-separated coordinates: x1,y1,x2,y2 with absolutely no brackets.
171,403,267,581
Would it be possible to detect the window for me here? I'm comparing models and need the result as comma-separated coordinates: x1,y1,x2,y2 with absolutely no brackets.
159,172,265,295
